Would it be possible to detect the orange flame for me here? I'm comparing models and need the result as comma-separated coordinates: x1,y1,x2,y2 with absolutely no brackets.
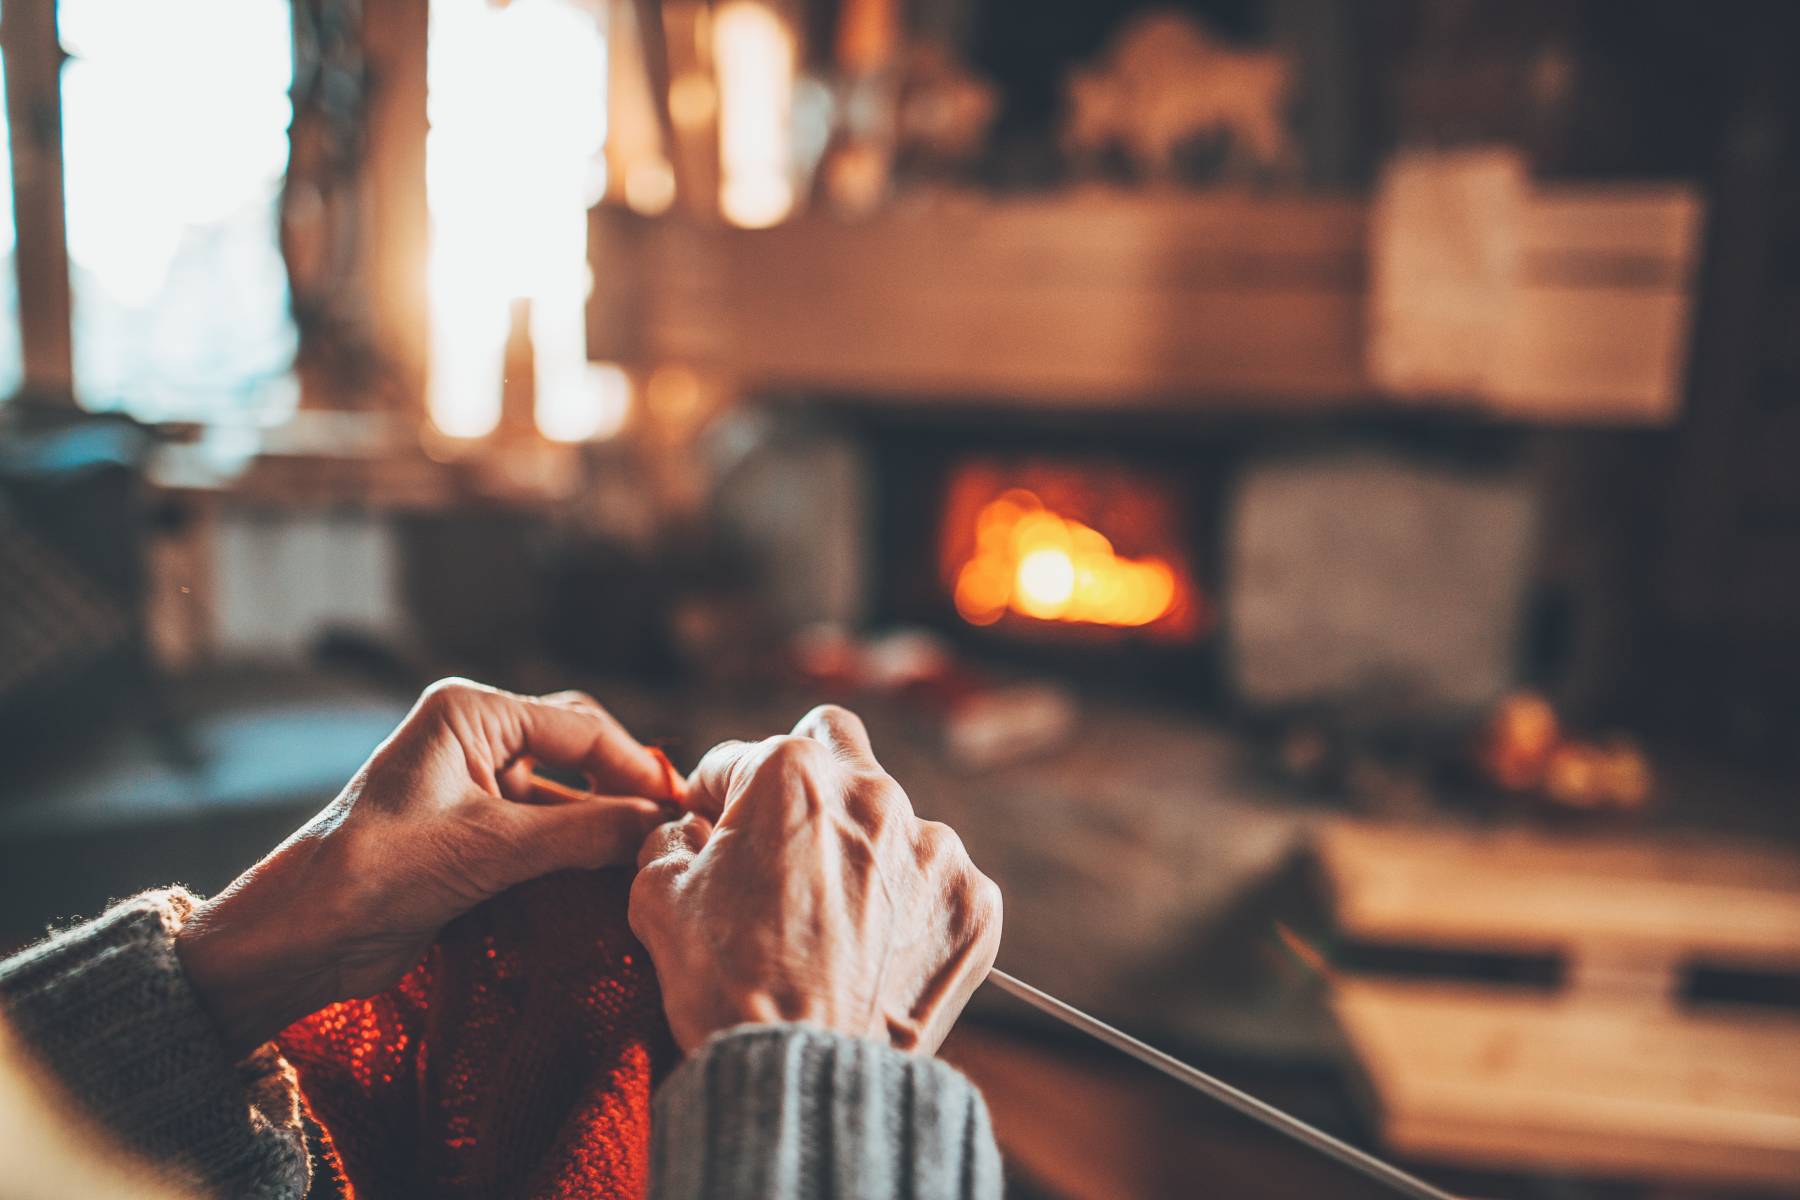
953,489,1178,629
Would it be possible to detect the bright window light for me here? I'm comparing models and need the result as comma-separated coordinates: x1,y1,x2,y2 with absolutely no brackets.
427,0,618,442
58,0,297,424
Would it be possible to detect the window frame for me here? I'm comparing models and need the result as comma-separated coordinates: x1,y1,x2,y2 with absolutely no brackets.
1,0,74,403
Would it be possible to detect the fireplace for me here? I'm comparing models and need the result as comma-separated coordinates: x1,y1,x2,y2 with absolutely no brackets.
859,410,1234,700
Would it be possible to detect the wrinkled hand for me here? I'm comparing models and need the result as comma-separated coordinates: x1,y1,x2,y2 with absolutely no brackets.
177,679,681,1055
630,705,1002,1056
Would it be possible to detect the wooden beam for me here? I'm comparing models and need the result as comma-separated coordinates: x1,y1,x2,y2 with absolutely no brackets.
361,0,430,411
1,0,73,402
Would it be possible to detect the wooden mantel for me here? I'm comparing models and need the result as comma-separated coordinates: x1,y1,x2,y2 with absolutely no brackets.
587,186,1702,421
588,190,1372,409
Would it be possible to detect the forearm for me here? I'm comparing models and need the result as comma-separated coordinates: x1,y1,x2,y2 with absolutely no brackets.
651,1024,1003,1200
0,890,311,1199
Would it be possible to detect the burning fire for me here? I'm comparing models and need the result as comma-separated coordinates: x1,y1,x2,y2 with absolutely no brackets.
953,489,1179,628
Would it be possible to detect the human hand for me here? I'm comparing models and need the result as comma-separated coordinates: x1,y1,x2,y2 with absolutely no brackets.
176,678,682,1055
629,705,1002,1056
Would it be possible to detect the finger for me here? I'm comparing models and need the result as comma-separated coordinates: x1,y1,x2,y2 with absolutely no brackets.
503,794,670,877
538,689,604,714
502,692,681,801
791,704,879,770
635,810,715,873
682,739,755,821
498,757,537,803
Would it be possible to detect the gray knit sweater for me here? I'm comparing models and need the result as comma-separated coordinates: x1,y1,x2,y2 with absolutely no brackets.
0,890,1002,1199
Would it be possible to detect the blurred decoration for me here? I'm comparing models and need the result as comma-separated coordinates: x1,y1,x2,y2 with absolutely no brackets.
602,0,676,217
787,624,1078,773
1477,690,1653,815
893,43,998,177
654,1,723,221
1061,11,1297,185
712,0,799,228
426,0,619,443
1258,713,1441,821
1368,147,1704,422
939,460,1207,644
58,0,298,425
814,0,898,216
1475,690,1560,793
790,624,953,694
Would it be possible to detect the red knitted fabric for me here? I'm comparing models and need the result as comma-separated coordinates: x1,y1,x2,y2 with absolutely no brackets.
276,868,676,1200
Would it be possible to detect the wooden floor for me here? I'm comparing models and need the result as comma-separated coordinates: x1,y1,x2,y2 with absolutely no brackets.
941,1021,1433,1200
940,1021,1800,1200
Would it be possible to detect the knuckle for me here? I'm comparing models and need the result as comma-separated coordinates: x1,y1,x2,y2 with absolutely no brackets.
759,734,836,778
973,871,1004,933
914,818,967,864
420,677,477,712
802,703,859,734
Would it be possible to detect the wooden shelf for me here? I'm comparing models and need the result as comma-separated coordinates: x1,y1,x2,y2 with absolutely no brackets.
589,185,1703,423
589,190,1372,409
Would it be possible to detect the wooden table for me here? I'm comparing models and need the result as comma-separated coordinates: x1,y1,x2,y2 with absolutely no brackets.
1319,822,1800,1188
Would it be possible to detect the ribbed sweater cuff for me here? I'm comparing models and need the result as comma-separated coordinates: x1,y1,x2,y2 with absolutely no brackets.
0,889,310,1199
651,1023,1003,1200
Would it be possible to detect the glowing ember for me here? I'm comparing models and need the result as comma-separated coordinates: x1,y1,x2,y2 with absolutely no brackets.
953,489,1179,628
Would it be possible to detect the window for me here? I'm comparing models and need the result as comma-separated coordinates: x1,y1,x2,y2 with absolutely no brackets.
426,0,625,442
3,0,634,440
58,0,297,424
0,12,21,401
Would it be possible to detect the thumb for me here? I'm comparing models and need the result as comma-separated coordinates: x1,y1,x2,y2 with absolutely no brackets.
503,795,669,878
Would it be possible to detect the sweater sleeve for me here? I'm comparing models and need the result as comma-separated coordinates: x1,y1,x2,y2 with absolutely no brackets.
650,1024,1003,1200
0,889,311,1199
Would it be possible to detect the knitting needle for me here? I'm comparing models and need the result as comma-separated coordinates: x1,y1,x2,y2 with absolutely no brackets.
983,968,1459,1200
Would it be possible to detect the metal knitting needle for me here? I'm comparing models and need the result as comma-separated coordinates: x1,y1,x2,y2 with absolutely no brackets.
983,968,1459,1200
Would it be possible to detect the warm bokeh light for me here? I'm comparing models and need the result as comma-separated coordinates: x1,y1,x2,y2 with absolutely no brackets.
713,2,796,229
624,160,677,216
538,362,633,443
426,0,611,440
953,489,1179,628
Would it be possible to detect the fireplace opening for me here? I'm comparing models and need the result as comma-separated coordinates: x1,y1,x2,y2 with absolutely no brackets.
861,411,1233,701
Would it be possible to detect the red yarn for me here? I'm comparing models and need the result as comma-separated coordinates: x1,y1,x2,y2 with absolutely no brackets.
277,869,675,1199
